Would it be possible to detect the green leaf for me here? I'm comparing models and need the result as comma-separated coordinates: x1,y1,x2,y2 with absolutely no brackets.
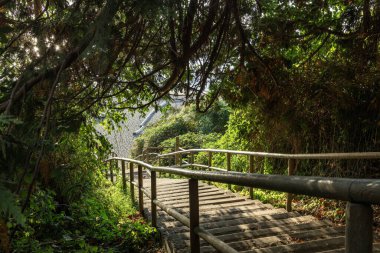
0,184,25,226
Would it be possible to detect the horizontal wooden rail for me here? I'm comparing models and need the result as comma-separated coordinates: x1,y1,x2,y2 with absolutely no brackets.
106,157,380,253
108,157,380,205
112,159,237,252
180,163,227,172
158,148,380,160
158,146,380,211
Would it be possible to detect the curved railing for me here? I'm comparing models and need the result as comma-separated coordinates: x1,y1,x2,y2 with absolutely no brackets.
156,141,380,212
105,147,380,253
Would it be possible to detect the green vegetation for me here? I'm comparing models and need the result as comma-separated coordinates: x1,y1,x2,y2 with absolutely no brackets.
12,183,156,253
131,102,230,156
0,0,379,251
131,99,375,224
3,124,157,253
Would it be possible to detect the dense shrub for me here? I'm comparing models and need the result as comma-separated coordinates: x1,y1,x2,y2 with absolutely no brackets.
131,101,230,157
8,123,157,253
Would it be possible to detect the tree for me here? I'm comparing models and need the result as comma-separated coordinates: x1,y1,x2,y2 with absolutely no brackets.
0,1,379,250
0,1,242,248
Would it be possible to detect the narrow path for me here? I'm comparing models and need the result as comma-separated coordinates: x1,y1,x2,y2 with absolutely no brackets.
141,178,380,253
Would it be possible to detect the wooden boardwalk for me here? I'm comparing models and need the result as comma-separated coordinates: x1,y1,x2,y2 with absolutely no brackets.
141,177,380,253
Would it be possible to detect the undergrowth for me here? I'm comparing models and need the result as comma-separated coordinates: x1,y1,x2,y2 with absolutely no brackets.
11,178,158,253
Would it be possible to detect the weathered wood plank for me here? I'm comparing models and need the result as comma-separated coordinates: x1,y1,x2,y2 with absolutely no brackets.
141,178,377,253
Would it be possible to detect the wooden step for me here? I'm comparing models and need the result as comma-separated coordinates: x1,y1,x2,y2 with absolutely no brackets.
171,196,248,209
153,184,212,194
140,178,378,253
197,203,274,216
197,227,345,252
160,192,235,204
197,210,298,224
240,236,346,253
204,215,318,235
142,191,229,205
175,220,333,243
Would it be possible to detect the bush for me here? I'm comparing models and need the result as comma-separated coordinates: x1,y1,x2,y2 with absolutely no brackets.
10,123,157,253
12,181,157,252
131,101,230,157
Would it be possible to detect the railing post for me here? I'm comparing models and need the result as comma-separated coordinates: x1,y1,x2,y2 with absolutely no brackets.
129,162,135,204
175,136,180,166
190,153,195,165
226,153,231,190
189,178,200,253
207,151,212,185
151,170,157,227
345,202,373,253
121,160,126,192
208,151,212,168
249,155,254,199
138,164,144,217
110,160,114,184
286,159,296,212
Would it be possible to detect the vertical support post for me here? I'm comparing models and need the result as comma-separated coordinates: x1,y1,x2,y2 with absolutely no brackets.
189,152,195,171
226,153,231,190
208,152,212,168
110,160,114,184
189,179,200,253
286,159,296,212
129,163,135,203
207,151,212,185
138,165,144,216
190,153,195,164
151,170,157,227
345,202,373,253
249,155,254,199
175,136,180,166
121,160,126,192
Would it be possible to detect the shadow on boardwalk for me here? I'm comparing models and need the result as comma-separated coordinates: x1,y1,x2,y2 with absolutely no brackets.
139,177,380,253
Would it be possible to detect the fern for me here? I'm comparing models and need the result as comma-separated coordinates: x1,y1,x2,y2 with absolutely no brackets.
0,184,25,226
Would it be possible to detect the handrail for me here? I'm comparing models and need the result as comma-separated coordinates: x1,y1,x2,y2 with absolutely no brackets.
106,157,238,253
106,153,380,253
158,148,380,160
107,157,380,204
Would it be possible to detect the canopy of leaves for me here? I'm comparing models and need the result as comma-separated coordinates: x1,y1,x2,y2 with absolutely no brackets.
0,0,379,251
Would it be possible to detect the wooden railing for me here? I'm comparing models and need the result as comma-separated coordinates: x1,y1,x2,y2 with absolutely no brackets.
106,147,380,253
157,146,380,212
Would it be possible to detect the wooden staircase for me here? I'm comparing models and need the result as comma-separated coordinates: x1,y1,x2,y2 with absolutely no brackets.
141,178,380,253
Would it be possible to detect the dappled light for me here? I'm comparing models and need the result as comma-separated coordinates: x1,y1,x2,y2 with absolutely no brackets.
1,0,379,252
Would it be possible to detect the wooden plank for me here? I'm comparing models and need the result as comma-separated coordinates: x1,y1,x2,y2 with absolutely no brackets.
153,185,213,194
203,215,318,236
175,220,333,242
141,178,377,253
197,227,345,252
171,197,248,209
248,236,346,253
198,211,301,224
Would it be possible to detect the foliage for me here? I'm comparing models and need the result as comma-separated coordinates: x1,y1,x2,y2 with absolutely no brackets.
51,122,112,203
9,125,157,253
219,0,380,174
0,184,25,226
11,183,157,253
1,0,380,250
161,132,222,151
131,102,230,157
